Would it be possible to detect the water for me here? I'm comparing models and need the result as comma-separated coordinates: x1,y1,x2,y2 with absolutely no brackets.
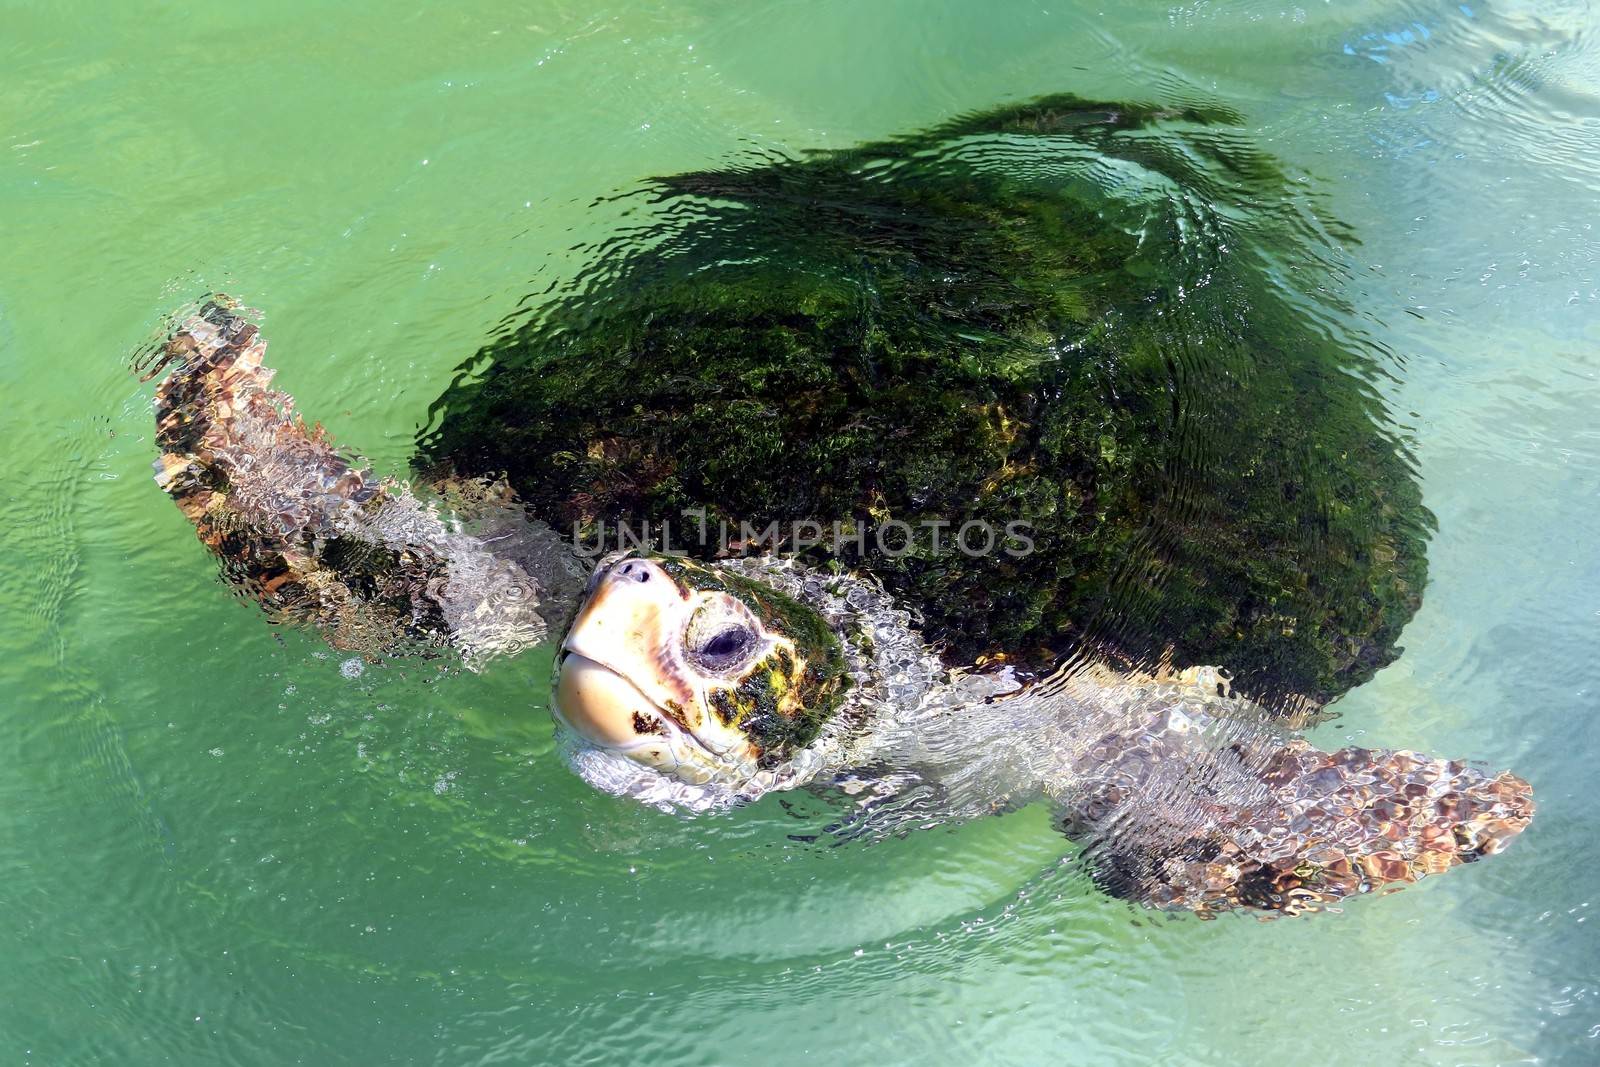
2,1,1597,1063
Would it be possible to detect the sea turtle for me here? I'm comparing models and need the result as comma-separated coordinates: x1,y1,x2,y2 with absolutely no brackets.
143,95,1532,917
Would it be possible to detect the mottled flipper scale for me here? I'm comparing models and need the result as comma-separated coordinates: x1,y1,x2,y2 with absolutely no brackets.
145,298,583,663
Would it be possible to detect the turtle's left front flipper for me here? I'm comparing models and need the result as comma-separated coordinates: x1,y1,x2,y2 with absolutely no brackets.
145,297,585,663
1051,677,1534,917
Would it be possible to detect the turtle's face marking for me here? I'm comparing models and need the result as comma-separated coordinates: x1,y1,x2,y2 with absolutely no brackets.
554,554,851,786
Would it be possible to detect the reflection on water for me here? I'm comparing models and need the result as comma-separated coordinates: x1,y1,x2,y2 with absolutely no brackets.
1,0,1597,1063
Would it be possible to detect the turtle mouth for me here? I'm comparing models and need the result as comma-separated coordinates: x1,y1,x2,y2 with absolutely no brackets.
553,650,733,784
552,555,762,785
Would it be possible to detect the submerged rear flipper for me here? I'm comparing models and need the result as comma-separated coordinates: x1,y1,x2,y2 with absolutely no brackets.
144,297,584,662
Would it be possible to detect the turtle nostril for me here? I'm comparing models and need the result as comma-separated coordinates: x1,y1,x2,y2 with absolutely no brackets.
616,560,650,583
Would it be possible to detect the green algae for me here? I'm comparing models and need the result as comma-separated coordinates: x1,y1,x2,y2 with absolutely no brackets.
421,94,1431,711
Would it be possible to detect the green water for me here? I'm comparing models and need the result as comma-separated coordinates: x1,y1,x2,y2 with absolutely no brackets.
3,1,1598,1063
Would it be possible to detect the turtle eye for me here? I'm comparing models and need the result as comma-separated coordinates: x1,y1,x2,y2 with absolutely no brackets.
690,625,755,672
702,628,748,660
685,601,759,674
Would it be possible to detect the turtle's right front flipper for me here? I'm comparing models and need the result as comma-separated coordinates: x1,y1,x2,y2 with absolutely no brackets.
146,297,584,662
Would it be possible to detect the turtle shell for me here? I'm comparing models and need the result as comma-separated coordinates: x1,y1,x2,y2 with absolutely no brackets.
419,94,1431,715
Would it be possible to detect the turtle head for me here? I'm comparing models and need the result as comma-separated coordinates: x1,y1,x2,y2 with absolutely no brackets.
554,553,852,787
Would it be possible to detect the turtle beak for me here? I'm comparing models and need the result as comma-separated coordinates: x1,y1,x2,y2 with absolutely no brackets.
554,556,758,782
562,557,696,714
